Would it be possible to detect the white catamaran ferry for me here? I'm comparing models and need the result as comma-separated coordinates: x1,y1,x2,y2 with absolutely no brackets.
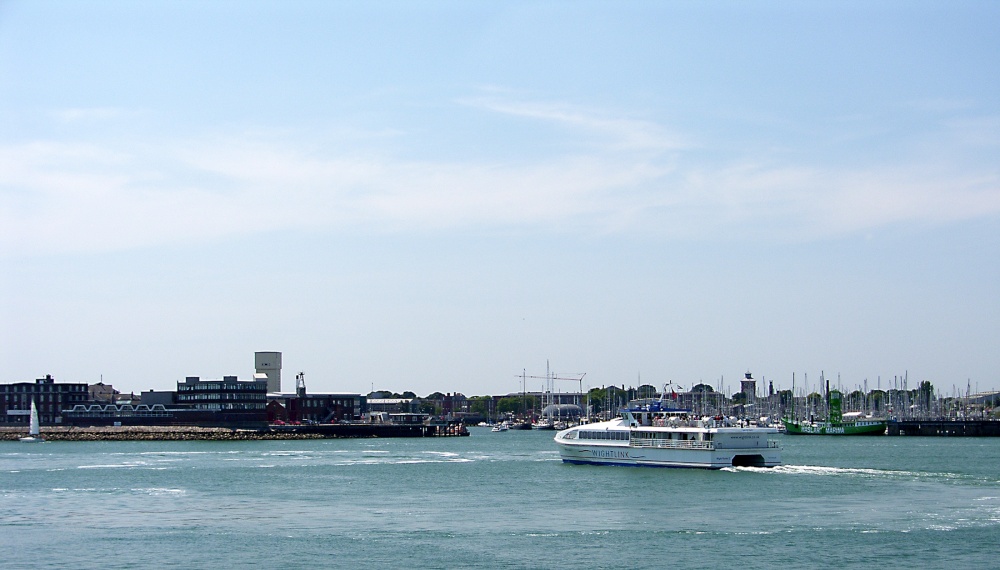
555,399,781,469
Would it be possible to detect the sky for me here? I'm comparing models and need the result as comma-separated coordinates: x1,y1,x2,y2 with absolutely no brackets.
1,1,998,399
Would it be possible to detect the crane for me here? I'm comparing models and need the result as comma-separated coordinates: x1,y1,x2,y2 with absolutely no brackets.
515,361,586,418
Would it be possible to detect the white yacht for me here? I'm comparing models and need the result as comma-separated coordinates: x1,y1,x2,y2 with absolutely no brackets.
554,399,780,469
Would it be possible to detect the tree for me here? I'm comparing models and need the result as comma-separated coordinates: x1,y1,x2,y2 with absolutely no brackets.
868,389,887,413
847,390,865,410
637,384,658,399
497,397,521,415
587,386,633,414
776,389,793,407
497,395,539,415
690,383,714,393
468,396,492,416
806,392,824,411
918,380,934,412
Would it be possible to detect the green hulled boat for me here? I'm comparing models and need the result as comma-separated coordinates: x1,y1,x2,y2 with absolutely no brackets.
782,388,886,436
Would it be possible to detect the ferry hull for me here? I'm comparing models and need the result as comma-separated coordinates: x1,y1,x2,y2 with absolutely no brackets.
556,442,781,469
782,419,886,436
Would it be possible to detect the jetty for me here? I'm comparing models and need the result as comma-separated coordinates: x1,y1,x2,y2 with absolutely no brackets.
887,419,1000,437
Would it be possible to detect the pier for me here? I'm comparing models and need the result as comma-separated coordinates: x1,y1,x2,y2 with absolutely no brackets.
888,419,1000,437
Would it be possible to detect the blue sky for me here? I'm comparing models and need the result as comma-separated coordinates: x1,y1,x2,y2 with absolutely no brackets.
2,1,998,398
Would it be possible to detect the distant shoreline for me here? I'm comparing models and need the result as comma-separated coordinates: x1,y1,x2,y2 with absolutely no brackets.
0,426,325,441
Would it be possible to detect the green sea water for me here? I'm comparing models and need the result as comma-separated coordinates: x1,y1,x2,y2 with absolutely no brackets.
2,428,998,569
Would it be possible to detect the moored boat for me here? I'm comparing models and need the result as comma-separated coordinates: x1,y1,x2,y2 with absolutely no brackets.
554,395,781,469
781,416,886,435
532,418,556,430
783,385,886,436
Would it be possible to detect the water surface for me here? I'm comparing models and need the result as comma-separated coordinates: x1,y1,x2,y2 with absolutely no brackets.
3,429,998,568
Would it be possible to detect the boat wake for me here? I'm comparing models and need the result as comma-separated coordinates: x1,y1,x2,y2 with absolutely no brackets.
764,464,909,477
725,464,979,484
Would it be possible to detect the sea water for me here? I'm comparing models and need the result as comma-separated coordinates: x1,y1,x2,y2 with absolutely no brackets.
2,429,998,569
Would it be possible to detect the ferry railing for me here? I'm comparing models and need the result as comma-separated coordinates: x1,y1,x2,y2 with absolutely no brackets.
628,437,714,450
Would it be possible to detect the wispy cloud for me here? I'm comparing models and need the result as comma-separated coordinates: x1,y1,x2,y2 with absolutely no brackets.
50,107,135,123
2,98,998,257
459,95,689,153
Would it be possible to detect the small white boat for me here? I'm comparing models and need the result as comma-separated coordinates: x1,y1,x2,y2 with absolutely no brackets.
532,418,556,430
554,396,780,469
19,400,45,443
492,423,508,432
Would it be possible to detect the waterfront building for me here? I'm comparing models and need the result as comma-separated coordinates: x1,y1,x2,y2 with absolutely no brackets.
266,372,365,424
741,372,757,403
64,375,269,427
254,351,282,393
266,392,365,424
175,375,268,418
368,398,420,414
89,382,118,403
0,375,89,426
61,403,173,425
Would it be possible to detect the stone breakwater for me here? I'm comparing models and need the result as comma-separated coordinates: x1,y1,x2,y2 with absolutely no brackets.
0,426,323,441
0,422,469,440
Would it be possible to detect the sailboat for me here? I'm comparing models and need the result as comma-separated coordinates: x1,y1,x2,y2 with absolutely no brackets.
19,399,45,442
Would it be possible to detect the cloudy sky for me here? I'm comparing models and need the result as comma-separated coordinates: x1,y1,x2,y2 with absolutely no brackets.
2,1,998,398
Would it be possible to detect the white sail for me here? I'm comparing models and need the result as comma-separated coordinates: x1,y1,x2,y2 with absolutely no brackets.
29,400,40,436
20,399,44,442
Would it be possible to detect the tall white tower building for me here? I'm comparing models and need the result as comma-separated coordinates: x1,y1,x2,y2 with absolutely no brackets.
255,351,282,393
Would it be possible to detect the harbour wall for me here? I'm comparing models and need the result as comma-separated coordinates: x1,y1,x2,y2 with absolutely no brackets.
888,419,1000,436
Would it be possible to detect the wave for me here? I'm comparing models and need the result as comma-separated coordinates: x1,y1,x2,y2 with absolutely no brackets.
46,487,186,495
77,462,152,469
